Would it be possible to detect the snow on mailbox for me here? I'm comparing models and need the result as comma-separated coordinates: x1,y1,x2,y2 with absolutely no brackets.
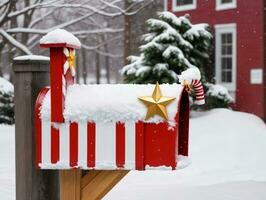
35,29,205,170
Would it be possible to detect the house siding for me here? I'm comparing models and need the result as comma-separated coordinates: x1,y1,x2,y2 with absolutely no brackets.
168,0,265,119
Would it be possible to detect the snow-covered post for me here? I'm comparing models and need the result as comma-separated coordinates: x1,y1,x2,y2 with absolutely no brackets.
40,29,81,123
13,55,59,200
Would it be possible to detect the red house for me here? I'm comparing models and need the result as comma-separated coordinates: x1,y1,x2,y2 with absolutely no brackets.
165,0,266,120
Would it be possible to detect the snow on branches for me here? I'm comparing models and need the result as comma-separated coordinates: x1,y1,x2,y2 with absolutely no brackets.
0,0,152,56
122,11,212,84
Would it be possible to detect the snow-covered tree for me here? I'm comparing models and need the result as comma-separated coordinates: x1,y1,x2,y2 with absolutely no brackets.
0,0,153,82
121,11,212,84
0,77,14,124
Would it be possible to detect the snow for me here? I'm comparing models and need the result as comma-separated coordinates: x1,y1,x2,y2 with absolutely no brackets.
184,23,212,40
104,109,266,199
41,84,184,125
162,46,195,68
1,109,266,199
207,83,234,102
40,29,81,48
153,63,168,74
135,66,151,77
178,67,201,84
145,165,172,170
145,19,192,49
0,77,14,93
0,125,15,200
13,55,49,61
158,11,181,26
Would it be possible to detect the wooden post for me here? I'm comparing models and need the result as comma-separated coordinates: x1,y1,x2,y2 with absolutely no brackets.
60,170,81,200
60,170,129,200
13,57,59,200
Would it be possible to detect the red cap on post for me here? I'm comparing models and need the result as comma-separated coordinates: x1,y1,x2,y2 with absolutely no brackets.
40,29,81,123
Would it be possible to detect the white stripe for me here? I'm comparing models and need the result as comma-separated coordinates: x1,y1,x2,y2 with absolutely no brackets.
78,122,87,168
95,123,116,169
197,94,205,98
59,123,70,167
41,120,51,165
124,122,136,169
196,91,204,95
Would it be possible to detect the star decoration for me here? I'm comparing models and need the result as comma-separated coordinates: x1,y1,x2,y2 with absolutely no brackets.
138,82,176,121
63,47,76,76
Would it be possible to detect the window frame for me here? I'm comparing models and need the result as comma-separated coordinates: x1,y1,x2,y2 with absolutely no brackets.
216,0,237,11
172,0,196,12
215,23,237,93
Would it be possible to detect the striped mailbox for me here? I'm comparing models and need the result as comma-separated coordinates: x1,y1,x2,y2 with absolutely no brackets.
35,29,204,170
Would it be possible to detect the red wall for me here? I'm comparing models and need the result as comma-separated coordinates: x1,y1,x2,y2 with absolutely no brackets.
168,0,265,119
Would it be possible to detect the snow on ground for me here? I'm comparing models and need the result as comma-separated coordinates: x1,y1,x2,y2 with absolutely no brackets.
0,125,15,200
1,109,266,200
104,109,266,200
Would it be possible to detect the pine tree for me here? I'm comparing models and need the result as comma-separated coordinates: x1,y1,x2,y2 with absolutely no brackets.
0,91,14,124
121,11,212,84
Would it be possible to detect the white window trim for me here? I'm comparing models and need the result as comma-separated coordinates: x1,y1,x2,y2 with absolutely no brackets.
172,0,196,12
164,0,168,11
215,23,237,92
216,0,237,11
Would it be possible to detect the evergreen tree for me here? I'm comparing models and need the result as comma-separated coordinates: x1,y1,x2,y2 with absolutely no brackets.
121,11,212,84
0,90,14,124
0,77,14,124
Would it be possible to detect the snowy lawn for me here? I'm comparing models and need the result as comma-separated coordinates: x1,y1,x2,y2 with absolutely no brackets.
105,109,266,200
1,109,266,200
0,125,15,200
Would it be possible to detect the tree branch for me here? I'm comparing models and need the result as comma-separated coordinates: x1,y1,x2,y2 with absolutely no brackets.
0,29,32,55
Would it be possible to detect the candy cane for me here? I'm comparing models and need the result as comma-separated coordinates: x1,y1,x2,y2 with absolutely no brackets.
190,79,205,105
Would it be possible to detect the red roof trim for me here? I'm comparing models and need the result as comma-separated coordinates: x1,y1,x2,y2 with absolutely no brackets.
40,43,81,49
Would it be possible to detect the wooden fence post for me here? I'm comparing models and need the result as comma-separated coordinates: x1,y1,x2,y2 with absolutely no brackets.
13,57,59,200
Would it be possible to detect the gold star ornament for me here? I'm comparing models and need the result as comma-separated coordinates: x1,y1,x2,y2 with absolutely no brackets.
138,82,176,121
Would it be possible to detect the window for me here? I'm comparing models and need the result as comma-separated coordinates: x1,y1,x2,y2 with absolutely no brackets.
216,0,237,11
221,33,233,83
215,24,237,92
172,0,196,12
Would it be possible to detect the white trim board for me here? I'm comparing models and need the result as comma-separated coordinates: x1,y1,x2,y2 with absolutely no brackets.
172,0,196,12
164,0,168,11
216,0,237,11
215,23,237,93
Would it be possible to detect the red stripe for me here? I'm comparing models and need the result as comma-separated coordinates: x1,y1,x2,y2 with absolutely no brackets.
116,122,125,168
196,96,205,100
51,126,60,163
194,84,202,89
195,89,204,93
35,116,42,168
194,80,200,85
196,93,205,97
70,122,78,167
35,88,49,168
196,91,204,95
191,79,196,85
135,121,145,170
87,122,95,168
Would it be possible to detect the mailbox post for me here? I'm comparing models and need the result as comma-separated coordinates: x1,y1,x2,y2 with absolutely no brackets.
13,56,59,200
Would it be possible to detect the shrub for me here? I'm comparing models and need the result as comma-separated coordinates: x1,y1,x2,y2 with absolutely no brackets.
191,83,234,110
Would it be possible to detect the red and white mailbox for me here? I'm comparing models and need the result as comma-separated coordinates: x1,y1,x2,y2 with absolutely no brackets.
35,29,204,170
